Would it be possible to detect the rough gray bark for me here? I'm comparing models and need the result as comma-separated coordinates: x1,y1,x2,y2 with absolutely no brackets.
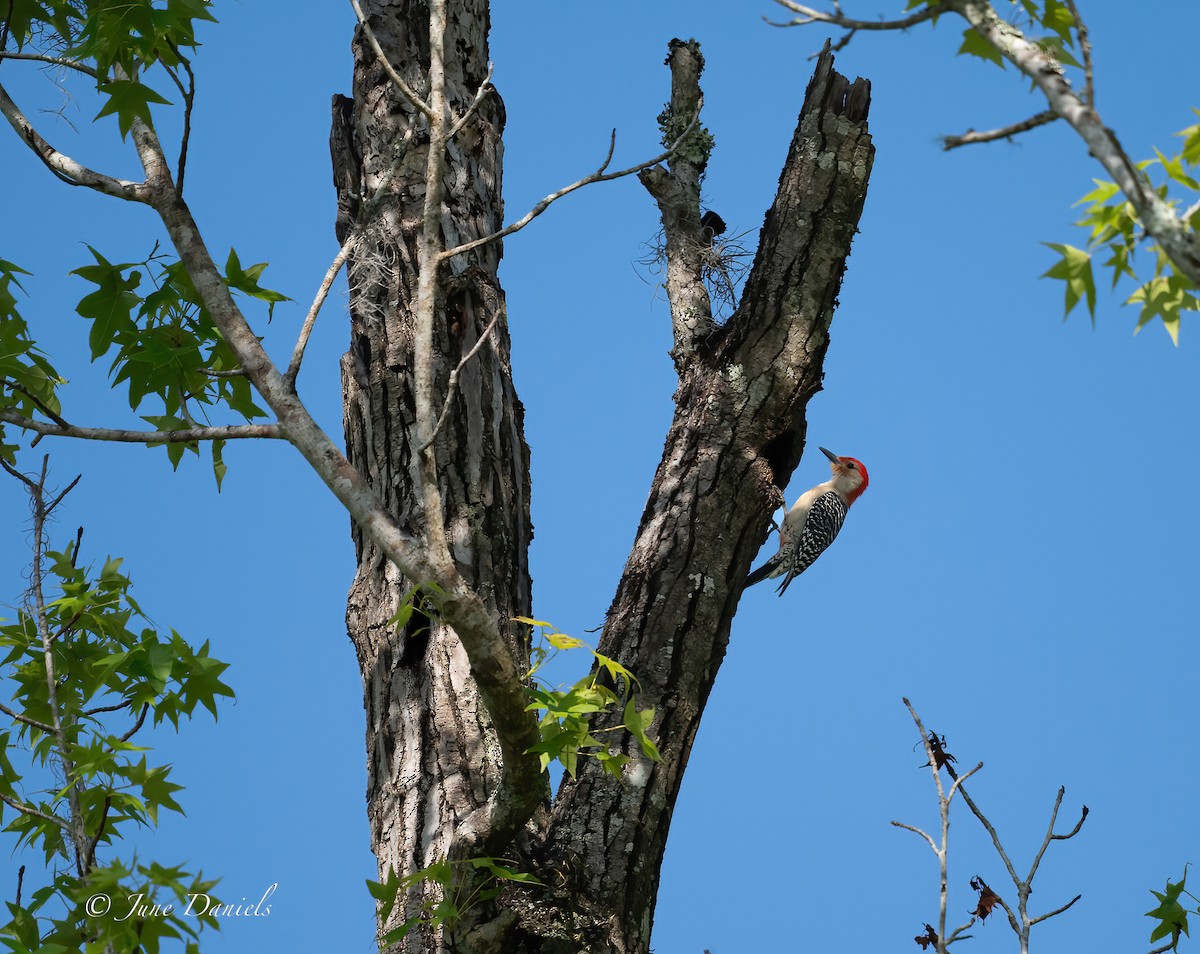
333,6,872,949
533,47,874,953
332,2,539,948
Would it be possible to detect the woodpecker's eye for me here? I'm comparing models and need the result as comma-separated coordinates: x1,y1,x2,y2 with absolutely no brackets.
846,461,856,470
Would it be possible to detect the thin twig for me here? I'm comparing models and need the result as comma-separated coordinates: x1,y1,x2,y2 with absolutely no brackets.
945,760,983,802
288,124,414,389
942,110,1059,150
1026,786,1065,884
440,98,705,263
0,793,69,829
1028,893,1082,926
82,700,133,717
0,701,54,733
1051,804,1089,841
419,311,501,453
810,27,857,58
118,703,150,743
945,919,976,945
0,409,284,443
286,236,357,388
448,61,494,140
1060,0,1093,107
349,0,435,120
0,51,98,77
200,367,248,378
765,0,948,31
45,473,81,515
891,819,938,853
161,47,196,195
0,81,149,200
84,794,111,870
2,377,70,427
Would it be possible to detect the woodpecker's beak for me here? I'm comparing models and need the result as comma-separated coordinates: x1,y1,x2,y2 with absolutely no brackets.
818,446,840,464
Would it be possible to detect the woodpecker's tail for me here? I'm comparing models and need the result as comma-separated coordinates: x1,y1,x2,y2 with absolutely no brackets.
744,556,782,589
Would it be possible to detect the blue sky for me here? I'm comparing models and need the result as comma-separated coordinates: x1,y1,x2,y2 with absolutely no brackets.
3,2,1199,952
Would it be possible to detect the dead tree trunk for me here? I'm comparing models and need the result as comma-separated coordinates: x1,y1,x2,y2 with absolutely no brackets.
534,45,874,953
332,5,872,950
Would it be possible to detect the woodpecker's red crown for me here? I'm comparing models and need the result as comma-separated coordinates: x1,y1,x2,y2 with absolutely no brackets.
819,446,869,505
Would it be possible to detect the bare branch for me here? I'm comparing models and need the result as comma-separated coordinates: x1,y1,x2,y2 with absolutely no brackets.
1025,785,1065,884
285,235,356,389
1,377,69,428
944,763,1021,889
82,700,133,717
289,123,414,389
84,794,111,870
1060,0,1093,106
418,311,500,453
161,49,196,195
891,819,939,853
810,28,857,58
1051,803,1089,841
200,367,248,378
441,99,704,263
942,109,1058,150
1028,893,1082,926
0,51,98,77
118,703,149,743
448,60,494,140
349,0,434,120
945,760,983,802
0,409,284,443
0,792,70,830
945,918,976,945
44,473,81,515
0,700,54,733
993,895,1021,935
765,0,948,31
0,81,149,201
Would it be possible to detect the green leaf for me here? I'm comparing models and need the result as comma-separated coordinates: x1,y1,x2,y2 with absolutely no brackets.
512,616,554,628
211,439,227,491
1147,870,1192,947
623,700,662,761
72,248,143,360
95,79,172,139
1178,110,1200,167
1032,34,1080,69
223,249,290,321
957,27,1005,68
1042,243,1097,321
1040,0,1075,45
1154,148,1200,192
547,632,584,650
1127,273,1200,346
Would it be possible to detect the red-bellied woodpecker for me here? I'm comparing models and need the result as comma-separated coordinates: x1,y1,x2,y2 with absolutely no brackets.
744,446,869,595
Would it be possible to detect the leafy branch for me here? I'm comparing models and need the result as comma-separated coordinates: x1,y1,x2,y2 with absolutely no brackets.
0,455,232,953
769,0,1200,340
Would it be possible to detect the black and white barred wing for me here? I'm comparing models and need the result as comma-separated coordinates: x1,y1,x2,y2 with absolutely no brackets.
776,490,847,595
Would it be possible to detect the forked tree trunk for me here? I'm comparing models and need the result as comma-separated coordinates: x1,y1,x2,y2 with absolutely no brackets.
332,4,872,951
